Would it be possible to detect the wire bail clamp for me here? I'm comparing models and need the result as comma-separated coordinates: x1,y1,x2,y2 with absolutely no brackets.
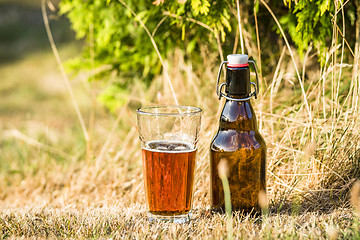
216,59,260,101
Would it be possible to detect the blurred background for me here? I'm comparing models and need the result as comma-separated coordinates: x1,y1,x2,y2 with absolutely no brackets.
0,0,358,213
0,0,89,203
1,0,360,238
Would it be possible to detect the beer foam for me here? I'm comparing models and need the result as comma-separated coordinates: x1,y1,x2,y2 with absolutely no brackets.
143,140,196,153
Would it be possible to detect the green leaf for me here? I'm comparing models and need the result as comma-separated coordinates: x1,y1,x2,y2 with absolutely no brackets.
191,0,210,16
182,24,185,41
97,85,128,113
319,0,330,16
186,38,197,54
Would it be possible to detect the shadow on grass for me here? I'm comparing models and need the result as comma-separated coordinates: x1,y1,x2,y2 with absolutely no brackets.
270,143,360,216
270,191,350,216
270,180,359,216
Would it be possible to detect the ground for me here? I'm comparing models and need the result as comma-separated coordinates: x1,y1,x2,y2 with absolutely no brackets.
1,1,360,239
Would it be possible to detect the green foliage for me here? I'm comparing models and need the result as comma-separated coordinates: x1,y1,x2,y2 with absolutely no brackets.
97,84,128,113
281,0,334,63
59,0,233,110
191,0,210,15
59,0,356,110
59,0,232,79
60,0,164,82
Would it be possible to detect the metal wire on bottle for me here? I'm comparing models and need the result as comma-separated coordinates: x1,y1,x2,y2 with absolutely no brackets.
216,60,259,101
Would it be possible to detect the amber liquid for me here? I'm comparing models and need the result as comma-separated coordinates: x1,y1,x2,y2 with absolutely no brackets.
142,141,196,216
210,100,266,213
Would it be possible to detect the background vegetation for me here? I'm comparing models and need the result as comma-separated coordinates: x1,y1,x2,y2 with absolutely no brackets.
59,0,358,110
1,0,360,238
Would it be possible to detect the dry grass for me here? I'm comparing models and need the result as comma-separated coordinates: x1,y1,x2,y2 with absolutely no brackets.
1,0,360,238
0,207,356,239
1,44,359,238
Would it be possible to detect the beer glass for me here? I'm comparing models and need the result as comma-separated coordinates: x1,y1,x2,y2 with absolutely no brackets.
137,106,202,223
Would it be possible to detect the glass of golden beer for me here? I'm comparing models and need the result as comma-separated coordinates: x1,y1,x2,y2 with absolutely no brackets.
137,106,202,223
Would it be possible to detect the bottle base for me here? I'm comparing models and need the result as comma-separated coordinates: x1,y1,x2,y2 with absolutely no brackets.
211,206,261,217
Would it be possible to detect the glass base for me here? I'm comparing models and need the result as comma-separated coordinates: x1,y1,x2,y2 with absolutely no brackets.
148,212,191,224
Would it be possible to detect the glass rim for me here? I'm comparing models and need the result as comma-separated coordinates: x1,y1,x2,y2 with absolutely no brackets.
137,105,202,116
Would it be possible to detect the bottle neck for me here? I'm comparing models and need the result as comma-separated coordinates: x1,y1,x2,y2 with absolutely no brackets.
226,93,250,99
226,67,250,96
219,99,258,131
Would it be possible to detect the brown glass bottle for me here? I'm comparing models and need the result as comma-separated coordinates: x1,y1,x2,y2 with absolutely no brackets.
210,56,266,213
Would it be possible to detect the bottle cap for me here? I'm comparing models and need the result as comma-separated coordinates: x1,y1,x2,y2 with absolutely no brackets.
227,54,249,67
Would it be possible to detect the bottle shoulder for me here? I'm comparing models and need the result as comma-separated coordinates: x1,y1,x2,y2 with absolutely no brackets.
210,129,266,152
217,100,259,133
221,100,254,122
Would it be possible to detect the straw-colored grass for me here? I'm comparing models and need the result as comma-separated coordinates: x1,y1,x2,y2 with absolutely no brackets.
1,0,360,238
1,44,359,238
0,207,356,239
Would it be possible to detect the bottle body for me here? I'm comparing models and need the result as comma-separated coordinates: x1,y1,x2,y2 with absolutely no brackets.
210,99,266,212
